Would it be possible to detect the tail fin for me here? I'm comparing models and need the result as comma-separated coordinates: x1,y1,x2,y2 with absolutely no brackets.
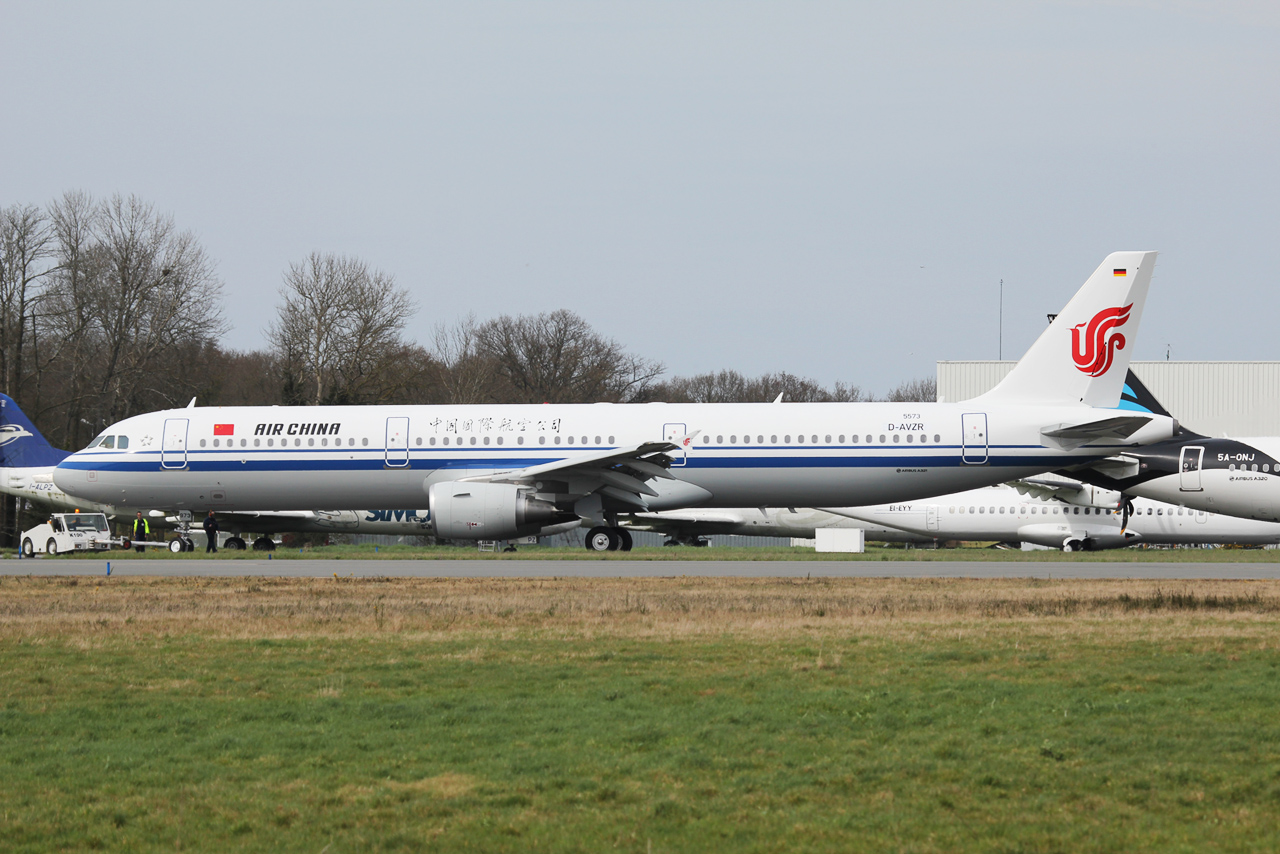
1118,369,1202,438
0,394,68,468
976,251,1157,407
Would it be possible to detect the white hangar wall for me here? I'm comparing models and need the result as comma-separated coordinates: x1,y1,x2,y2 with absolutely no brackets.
936,361,1280,438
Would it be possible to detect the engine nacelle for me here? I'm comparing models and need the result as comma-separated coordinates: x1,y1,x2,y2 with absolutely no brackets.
428,481,571,540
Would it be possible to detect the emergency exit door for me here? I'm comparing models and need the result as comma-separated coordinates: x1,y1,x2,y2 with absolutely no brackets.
961,413,988,465
1179,446,1204,491
161,418,188,469
385,417,409,467
663,423,688,466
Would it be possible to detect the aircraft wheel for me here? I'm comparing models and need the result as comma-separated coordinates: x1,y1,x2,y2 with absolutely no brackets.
1063,539,1082,553
183,537,196,552
21,538,34,557
46,538,58,556
503,545,518,553
225,537,246,551
169,539,185,553
253,537,277,552
585,526,618,552
616,528,633,552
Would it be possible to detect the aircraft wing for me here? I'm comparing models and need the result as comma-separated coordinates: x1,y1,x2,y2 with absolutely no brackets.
1040,415,1152,451
1007,478,1091,503
461,439,684,510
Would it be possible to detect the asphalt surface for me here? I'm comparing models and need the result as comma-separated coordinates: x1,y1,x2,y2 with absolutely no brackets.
4,557,1280,579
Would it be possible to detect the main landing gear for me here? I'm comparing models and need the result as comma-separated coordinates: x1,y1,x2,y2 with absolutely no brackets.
584,526,633,552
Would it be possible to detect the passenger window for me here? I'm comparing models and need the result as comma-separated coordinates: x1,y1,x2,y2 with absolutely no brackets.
429,437,436,446
361,438,368,446
483,436,490,445
539,436,546,445
321,438,328,447
267,438,274,447
716,435,723,444
825,434,832,443
254,439,260,447
730,435,737,444
470,437,477,445
295,438,302,446
906,434,913,443
851,434,858,444
415,437,421,446
893,435,900,444
241,439,247,447
797,435,804,444
879,435,886,443
979,507,985,514
496,437,503,445
933,434,941,443
1157,508,1163,515
866,435,873,443
1147,508,1153,515
554,436,561,445
1073,507,1079,515
118,436,129,449
581,436,587,445
785,435,792,443
918,434,926,443
811,435,818,443
199,439,206,448
609,436,615,444
949,506,956,513
969,506,975,514
595,436,601,444
308,438,314,447
568,436,575,445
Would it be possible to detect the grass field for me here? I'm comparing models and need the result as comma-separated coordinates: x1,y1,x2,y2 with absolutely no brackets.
20,541,1280,562
3,575,1279,852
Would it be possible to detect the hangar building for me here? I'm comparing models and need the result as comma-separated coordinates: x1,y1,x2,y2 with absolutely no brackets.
937,361,1280,438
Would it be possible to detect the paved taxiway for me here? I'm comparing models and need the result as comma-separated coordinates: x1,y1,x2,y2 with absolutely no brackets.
4,558,1280,579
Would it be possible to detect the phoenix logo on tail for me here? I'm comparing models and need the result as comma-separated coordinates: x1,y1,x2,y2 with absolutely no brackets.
0,425,34,447
1072,304,1132,377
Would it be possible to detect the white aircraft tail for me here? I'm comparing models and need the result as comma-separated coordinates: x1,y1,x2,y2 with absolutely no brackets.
975,251,1157,407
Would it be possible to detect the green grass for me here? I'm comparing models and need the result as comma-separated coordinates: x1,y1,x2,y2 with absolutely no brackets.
30,541,1280,562
2,576,1279,851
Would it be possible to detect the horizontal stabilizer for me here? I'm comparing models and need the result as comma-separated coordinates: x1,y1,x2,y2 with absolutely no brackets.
1040,415,1152,451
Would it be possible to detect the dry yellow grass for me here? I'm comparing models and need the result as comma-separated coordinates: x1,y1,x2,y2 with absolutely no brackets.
2,575,1279,645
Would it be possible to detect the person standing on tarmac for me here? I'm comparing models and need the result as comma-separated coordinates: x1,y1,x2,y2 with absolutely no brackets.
203,510,219,553
131,511,150,553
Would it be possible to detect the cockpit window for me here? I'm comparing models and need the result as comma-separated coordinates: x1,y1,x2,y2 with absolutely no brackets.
100,436,115,449
117,436,129,449
86,436,104,449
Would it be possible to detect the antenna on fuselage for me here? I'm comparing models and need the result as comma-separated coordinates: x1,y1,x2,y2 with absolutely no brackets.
773,392,784,404
187,398,196,408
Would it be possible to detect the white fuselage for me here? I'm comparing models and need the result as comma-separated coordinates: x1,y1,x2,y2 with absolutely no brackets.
835,483,1280,549
52,402,1178,516
1120,437,1280,524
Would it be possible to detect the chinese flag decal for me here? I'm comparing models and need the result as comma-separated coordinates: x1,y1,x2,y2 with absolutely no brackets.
214,424,234,436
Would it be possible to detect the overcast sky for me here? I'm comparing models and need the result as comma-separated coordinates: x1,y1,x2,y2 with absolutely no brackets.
4,1,1278,395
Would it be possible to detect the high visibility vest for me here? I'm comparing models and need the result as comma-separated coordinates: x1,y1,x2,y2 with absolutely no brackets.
133,518,150,537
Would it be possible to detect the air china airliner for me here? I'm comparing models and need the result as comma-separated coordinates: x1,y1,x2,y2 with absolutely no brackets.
54,251,1177,550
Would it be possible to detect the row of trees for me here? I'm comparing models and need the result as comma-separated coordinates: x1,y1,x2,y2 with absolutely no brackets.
1,191,934,544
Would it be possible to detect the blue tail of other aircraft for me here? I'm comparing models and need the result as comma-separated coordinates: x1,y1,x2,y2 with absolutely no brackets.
0,394,69,468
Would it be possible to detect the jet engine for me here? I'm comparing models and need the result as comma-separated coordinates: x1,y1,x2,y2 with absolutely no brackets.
428,481,573,540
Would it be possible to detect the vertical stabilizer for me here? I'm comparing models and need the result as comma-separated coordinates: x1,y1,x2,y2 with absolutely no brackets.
0,394,68,468
975,251,1157,407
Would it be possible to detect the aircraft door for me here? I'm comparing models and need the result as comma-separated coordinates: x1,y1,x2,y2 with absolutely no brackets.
663,423,688,467
961,413,988,465
1179,446,1204,491
161,418,189,469
385,417,409,467
926,504,940,532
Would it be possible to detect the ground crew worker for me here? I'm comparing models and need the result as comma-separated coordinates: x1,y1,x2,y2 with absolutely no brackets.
203,510,219,553
131,511,150,553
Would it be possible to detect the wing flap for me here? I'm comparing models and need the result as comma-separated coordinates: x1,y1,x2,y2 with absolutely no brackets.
1040,415,1152,451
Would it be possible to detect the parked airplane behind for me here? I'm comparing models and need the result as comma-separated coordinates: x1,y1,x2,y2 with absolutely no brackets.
618,506,931,547
1064,372,1280,524
53,252,1177,550
830,482,1280,551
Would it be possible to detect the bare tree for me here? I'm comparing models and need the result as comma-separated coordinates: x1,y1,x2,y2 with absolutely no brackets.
883,376,937,402
35,193,226,441
268,252,418,405
473,310,664,403
0,203,53,399
647,369,865,403
430,314,501,404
